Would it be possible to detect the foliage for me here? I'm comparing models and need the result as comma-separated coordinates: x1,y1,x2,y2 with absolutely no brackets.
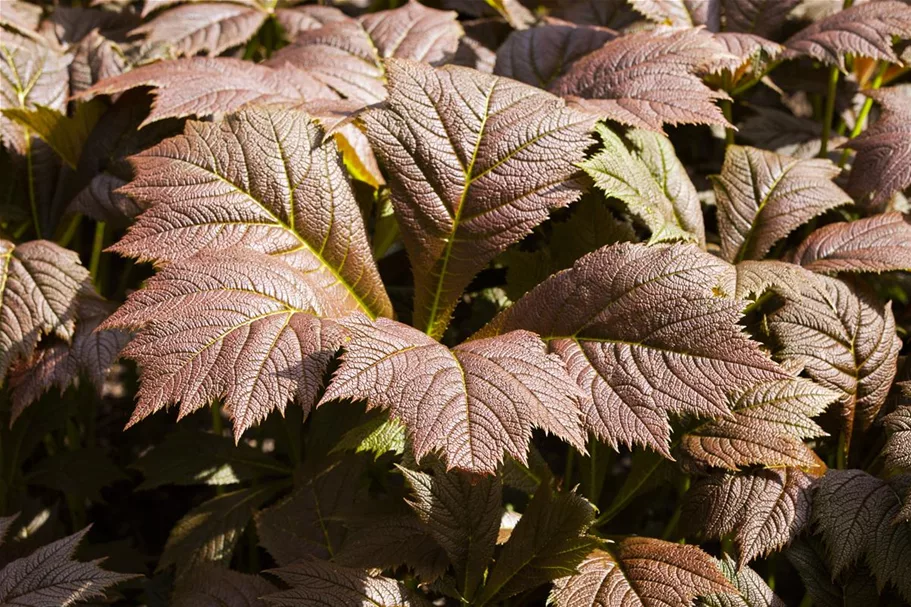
1,0,910,605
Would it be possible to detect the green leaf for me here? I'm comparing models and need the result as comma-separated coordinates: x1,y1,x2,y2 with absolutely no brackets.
2,101,105,168
331,415,406,461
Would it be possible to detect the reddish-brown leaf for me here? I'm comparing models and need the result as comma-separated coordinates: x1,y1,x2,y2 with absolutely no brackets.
792,213,911,274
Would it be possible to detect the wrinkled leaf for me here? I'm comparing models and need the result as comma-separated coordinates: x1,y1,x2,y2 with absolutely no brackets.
697,554,785,607
171,564,276,607
792,213,911,274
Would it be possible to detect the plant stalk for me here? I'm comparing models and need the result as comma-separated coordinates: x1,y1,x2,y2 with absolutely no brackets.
838,61,888,168
819,65,840,157
89,221,106,290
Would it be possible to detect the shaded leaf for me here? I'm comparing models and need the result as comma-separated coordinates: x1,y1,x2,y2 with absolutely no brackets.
477,483,596,603
678,378,835,470
697,554,785,607
784,1,911,69
551,28,736,132
331,415,406,460
0,526,134,606
362,59,595,337
493,19,616,89
581,124,704,244
264,558,429,606
711,145,851,262
25,447,126,502
845,89,911,209
883,405,911,472
792,213,911,274
1,101,105,169
171,564,276,607
813,469,911,601
722,0,799,38
787,537,892,607
683,468,813,565
550,538,733,607
321,315,586,474
478,242,790,457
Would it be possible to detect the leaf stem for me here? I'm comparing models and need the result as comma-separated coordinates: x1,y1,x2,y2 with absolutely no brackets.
89,221,105,290
838,62,888,168
56,213,82,248
721,99,735,147
24,131,41,239
819,65,840,157
212,402,226,495
836,430,848,469
661,475,689,540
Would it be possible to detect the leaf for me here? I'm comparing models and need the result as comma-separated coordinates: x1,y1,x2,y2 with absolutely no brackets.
697,554,785,607
883,406,911,472
711,145,851,263
255,459,365,565
683,468,813,566
476,483,596,604
25,447,126,502
768,273,901,450
550,538,733,607
0,526,135,607
114,107,390,317
0,240,92,383
678,378,835,470
845,89,911,209
264,558,429,607
160,482,283,574
331,415,406,460
101,249,348,439
787,538,889,607
722,0,799,38
362,58,596,337
551,28,736,132
273,5,348,41
171,564,276,607
359,2,463,65
493,19,616,89
0,1,42,36
478,242,790,457
813,469,911,601
133,429,291,490
321,315,586,475
132,2,267,57
631,0,720,29
792,213,911,274
401,467,501,597
581,124,705,245
1,102,105,169
784,1,911,69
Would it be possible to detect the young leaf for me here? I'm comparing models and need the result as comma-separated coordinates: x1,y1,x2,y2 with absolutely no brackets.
784,1,911,69
551,28,736,132
580,124,705,245
792,213,911,274
1,101,105,169
883,406,911,473
132,2,267,57
478,242,789,457
0,240,92,382
0,526,134,606
550,538,733,607
320,315,586,475
400,467,500,598
813,469,911,601
255,459,365,565
697,554,785,607
711,145,851,263
362,58,595,338
845,89,911,209
493,19,616,89
112,106,391,318
264,558,429,607
768,273,901,450
477,483,597,604
159,481,283,574
101,249,347,439
678,379,836,470
171,564,276,607
684,468,813,566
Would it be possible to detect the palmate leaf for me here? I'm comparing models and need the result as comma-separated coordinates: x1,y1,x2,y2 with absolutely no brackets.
683,468,813,566
813,469,911,601
697,554,785,607
171,564,276,607
792,213,911,274
102,249,347,439
362,59,596,338
767,272,901,451
0,525,135,607
845,89,911,209
400,467,500,598
784,0,911,70
477,242,790,457
320,315,586,475
113,106,391,317
551,28,737,132
712,145,851,263
264,558,429,607
678,378,835,470
0,240,92,383
581,124,705,245
476,483,597,605
550,538,733,607
493,18,616,89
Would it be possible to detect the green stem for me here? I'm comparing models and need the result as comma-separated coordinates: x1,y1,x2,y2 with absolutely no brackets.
819,65,840,157
24,131,41,239
799,592,813,607
836,430,848,469
89,221,105,290
57,213,81,248
661,476,690,540
838,62,888,168
721,99,735,147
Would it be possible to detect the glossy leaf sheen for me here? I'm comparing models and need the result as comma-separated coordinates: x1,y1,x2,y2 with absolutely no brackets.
792,213,911,274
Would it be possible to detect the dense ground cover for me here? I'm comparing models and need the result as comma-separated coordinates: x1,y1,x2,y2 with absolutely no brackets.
1,0,911,605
